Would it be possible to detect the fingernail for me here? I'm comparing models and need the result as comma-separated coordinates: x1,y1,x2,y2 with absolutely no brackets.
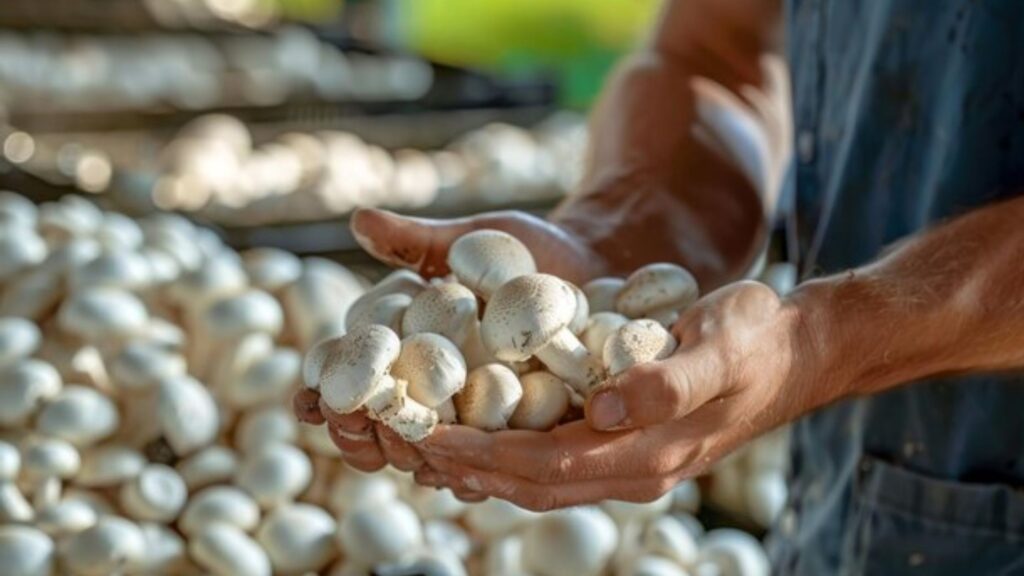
590,390,627,430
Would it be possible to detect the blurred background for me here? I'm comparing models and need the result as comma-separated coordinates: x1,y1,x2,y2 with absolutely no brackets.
0,0,660,265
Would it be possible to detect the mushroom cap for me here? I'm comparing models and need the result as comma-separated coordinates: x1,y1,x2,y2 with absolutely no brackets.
70,250,152,291
34,499,98,537
234,443,312,509
62,488,116,519
242,247,303,292
617,263,699,318
57,287,149,340
308,325,401,414
337,500,423,567
601,491,673,525
582,277,626,314
671,480,702,515
224,347,301,409
521,506,618,576
0,359,61,426
454,364,523,431
567,282,589,335
179,486,260,536
95,212,144,251
481,274,578,362
0,526,54,576
696,529,770,576
233,406,299,454
392,333,467,408
603,319,677,376
120,463,188,522
256,503,338,574
37,236,101,276
424,519,472,560
136,522,186,574
36,385,120,447
464,497,539,539
0,441,20,481
22,436,80,480
167,256,247,305
581,312,629,358
345,270,427,328
189,523,271,576
109,342,187,393
138,246,181,285
408,486,467,521
209,332,274,394
401,283,479,346
327,468,399,516
203,289,284,338
0,225,47,281
345,292,411,333
157,375,220,456
176,445,239,491
642,515,699,567
447,230,536,298
76,445,146,488
0,317,41,367
508,371,570,430
744,469,788,528
0,191,38,227
61,516,146,576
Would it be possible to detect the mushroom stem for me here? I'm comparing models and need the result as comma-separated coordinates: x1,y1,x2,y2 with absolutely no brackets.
533,329,605,397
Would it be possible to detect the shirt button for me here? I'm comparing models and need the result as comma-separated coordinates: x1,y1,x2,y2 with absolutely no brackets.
797,131,815,163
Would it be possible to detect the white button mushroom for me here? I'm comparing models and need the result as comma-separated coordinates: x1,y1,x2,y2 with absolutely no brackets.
483,535,526,576
603,319,677,376
69,250,152,292
401,283,491,369
566,281,590,335
190,523,272,576
305,325,400,414
744,469,788,528
482,274,605,396
21,436,80,508
643,515,699,566
464,498,539,540
521,506,618,576
57,287,149,343
136,522,187,574
337,499,423,568
233,406,299,454
696,529,770,576
625,555,691,576
76,445,146,488
454,364,523,431
508,371,570,430
391,333,467,423
327,467,399,516
582,277,625,314
157,375,220,456
234,443,312,509
0,191,38,227
616,263,699,326
581,312,629,359
223,347,301,410
193,289,283,380
446,230,536,300
0,359,62,427
176,444,240,491
242,247,303,293
407,485,468,521
282,259,367,350
256,503,338,574
344,292,412,333
670,479,702,515
33,499,97,537
0,441,32,523
0,225,47,283
119,463,187,522
0,317,41,368
0,525,54,576
61,516,146,576
376,548,468,576
179,486,261,536
345,270,427,331
108,341,187,393
94,212,144,252
35,385,119,447
299,421,338,457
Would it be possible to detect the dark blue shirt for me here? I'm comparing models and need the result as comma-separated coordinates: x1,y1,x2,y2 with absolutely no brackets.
772,1,1024,574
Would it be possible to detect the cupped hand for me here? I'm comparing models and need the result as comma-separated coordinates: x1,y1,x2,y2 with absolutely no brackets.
408,281,826,511
294,208,609,495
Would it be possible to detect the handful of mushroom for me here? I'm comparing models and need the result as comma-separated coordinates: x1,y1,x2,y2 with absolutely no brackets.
303,229,701,442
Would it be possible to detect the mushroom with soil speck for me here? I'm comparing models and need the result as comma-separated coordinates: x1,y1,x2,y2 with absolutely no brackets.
391,333,467,424
447,230,536,300
583,277,625,313
304,324,400,413
581,311,629,361
482,274,605,396
603,319,677,376
401,282,493,369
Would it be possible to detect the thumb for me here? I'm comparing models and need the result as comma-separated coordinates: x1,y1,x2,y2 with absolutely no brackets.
350,208,476,277
585,348,723,431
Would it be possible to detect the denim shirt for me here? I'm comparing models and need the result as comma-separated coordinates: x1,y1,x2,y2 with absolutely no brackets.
771,1,1024,574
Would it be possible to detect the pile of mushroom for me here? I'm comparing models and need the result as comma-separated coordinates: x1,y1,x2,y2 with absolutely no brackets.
147,112,586,226
0,190,772,575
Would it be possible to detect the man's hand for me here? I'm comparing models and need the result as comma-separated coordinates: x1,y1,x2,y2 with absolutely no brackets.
408,281,821,510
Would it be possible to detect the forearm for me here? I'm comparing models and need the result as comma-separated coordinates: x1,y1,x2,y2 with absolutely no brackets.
552,0,785,289
790,195,1024,407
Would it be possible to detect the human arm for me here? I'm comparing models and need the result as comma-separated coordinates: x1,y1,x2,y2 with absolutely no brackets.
412,194,1024,509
